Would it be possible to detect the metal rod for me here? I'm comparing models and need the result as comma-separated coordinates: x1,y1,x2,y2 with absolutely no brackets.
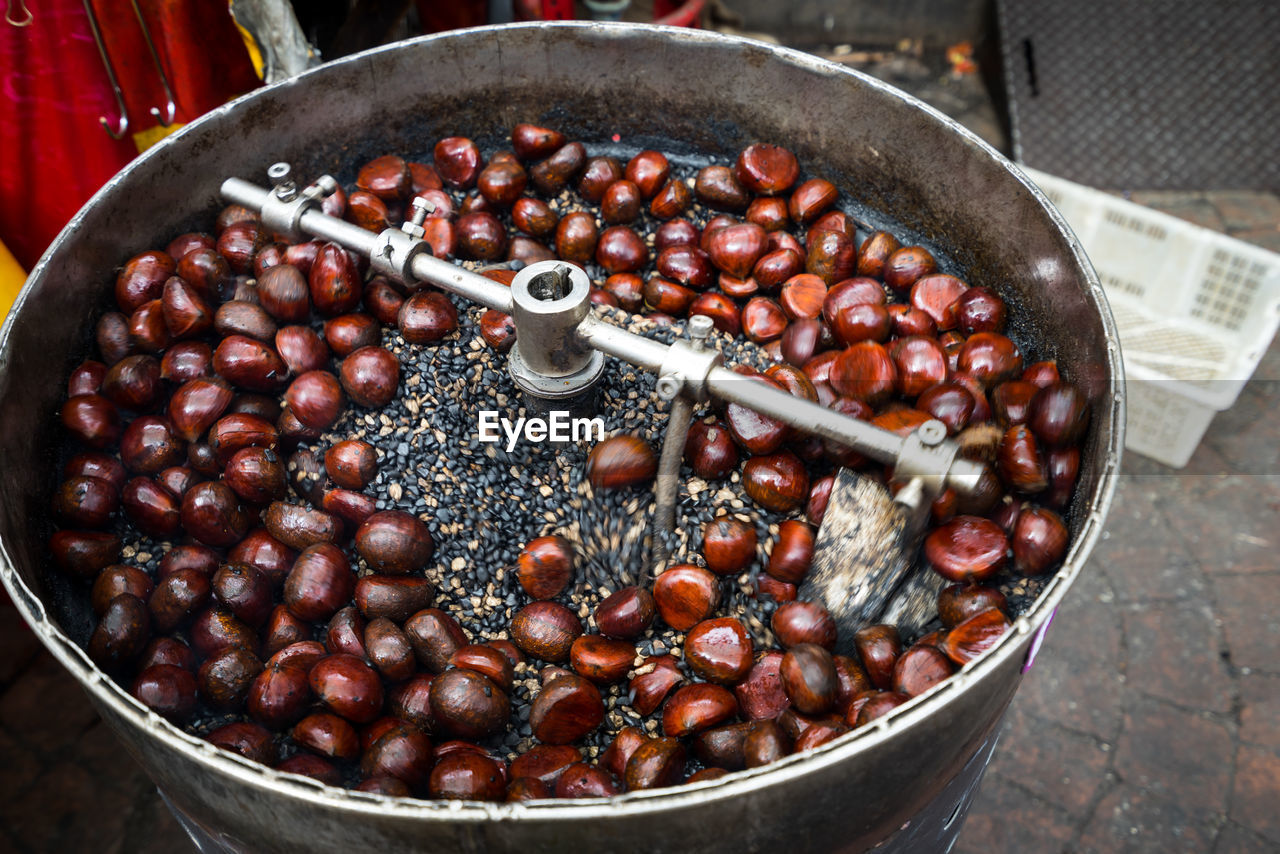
129,0,179,126
221,178,379,256
83,0,130,139
648,394,694,583
576,315,671,373
411,253,513,314
218,174,988,494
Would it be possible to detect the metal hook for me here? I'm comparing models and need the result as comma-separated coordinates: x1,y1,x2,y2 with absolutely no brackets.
129,0,178,126
5,0,32,26
82,0,130,139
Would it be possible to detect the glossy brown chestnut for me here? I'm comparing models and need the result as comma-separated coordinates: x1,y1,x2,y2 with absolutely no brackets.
702,516,757,576
405,608,469,672
682,419,738,480
355,510,434,574
60,394,121,449
340,346,400,408
227,528,294,584
742,450,809,512
206,721,276,766
198,645,263,711
425,667,509,740
766,520,815,584
262,498,338,549
891,646,954,697
309,653,383,724
510,601,583,663
642,276,696,315
308,243,361,317
149,568,212,633
684,617,754,684
958,332,1024,385
853,625,902,690
998,424,1049,494
662,683,738,738
652,564,720,631
735,143,799,195
354,576,434,622
771,600,838,650
273,325,329,377
120,477,179,536
1011,505,1069,575
132,664,197,722
526,673,603,746
91,564,153,615
924,515,1009,583
568,635,635,685
399,291,458,344
937,583,1008,628
830,341,898,405
323,439,377,491
517,535,574,599
591,586,655,640
882,246,937,292
530,141,586,195
650,178,692,219
940,608,1011,666
626,655,684,717
450,644,515,692
139,637,195,673
282,543,354,622
586,434,656,490
429,753,507,801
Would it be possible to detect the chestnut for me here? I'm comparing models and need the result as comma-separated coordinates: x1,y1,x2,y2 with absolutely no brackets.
883,246,937,292
684,617,754,684
909,274,968,329
767,520,815,584
625,736,686,791
939,608,1011,666
652,564,720,631
355,509,434,574
830,341,898,405
742,450,809,512
274,325,330,376
772,600,837,650
308,243,362,316
53,474,118,529
283,543,354,621
132,664,197,722
115,250,174,312
530,673,604,745
741,297,788,343
198,645,263,710
891,646,953,697
586,434,656,490
121,477,180,537
734,652,789,720
223,446,286,503
569,635,635,685
213,335,289,392
60,394,121,449
91,564,153,615
694,164,749,211
354,576,434,623
595,179,641,225
212,562,272,627
217,222,267,274
177,481,247,547
206,721,276,766
890,336,948,398
430,667,509,739
427,753,506,801
530,141,586,195
517,535,575,599
702,516,757,576
405,608,469,672
399,291,458,343
293,712,360,762
1012,505,1069,575
924,515,1009,583
1028,382,1090,448
89,593,151,672
284,371,344,431
938,583,1008,628
662,683,738,737
510,601,583,663
340,346,400,408
736,143,798,195
650,178,692,219
323,313,381,358
308,653,384,724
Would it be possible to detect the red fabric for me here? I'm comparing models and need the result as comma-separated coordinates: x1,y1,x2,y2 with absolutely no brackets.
0,0,259,271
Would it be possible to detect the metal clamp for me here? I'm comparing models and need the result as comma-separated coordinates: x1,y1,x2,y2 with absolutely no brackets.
259,163,336,241
656,315,721,403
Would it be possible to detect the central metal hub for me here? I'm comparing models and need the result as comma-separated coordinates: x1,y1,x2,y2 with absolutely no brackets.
507,260,606,415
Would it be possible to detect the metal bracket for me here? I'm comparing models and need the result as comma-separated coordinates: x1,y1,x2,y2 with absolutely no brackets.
656,315,721,403
259,163,336,242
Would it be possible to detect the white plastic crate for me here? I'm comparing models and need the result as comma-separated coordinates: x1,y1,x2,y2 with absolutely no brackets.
1021,166,1280,468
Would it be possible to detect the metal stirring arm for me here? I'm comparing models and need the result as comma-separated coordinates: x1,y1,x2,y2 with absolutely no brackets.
220,169,988,506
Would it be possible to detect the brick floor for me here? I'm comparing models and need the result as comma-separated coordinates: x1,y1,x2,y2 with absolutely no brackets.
0,52,1277,854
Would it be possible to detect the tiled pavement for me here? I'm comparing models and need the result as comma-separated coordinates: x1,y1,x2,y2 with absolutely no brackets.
1,58,1278,854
